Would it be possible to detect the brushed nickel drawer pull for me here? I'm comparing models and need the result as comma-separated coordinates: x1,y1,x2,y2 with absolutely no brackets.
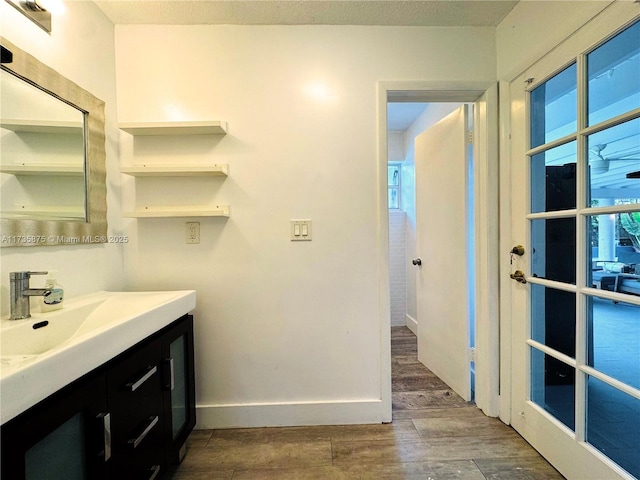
168,357,175,391
126,365,157,392
146,465,161,480
97,412,111,461
128,415,159,449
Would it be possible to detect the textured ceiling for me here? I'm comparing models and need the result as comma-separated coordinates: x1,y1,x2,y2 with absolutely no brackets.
94,0,519,26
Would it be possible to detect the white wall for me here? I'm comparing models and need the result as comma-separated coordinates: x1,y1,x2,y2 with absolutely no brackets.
0,1,123,315
387,131,405,163
114,24,495,427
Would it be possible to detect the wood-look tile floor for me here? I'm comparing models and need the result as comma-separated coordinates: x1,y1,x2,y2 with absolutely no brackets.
166,327,565,479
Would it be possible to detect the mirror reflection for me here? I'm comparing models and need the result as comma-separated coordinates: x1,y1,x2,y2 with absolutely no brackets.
1,69,87,221
0,36,107,247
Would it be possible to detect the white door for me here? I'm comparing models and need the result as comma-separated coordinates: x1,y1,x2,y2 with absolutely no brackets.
508,7,640,480
415,105,471,401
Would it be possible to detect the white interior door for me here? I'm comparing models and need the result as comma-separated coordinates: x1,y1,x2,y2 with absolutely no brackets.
508,6,640,480
415,105,471,401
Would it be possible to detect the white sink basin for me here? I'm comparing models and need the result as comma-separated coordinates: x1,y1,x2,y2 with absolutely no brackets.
0,290,195,424
1,299,106,358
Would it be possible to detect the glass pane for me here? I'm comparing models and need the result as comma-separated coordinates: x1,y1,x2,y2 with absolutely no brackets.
530,141,576,213
530,63,577,149
531,218,576,284
588,214,640,289
587,297,640,390
531,284,576,358
587,376,640,478
25,413,87,480
587,20,640,126
587,118,640,207
170,335,188,439
388,165,400,186
530,347,575,431
388,188,399,209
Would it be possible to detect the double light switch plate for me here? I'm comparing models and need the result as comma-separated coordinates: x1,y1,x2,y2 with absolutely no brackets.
290,220,312,241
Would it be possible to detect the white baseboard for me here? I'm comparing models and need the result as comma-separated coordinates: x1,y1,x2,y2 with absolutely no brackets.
195,399,384,429
405,314,417,335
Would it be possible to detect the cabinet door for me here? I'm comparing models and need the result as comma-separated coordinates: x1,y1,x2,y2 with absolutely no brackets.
162,314,196,464
107,337,164,480
1,374,110,480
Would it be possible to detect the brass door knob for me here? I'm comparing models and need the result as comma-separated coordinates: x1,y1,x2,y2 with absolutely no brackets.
510,270,527,284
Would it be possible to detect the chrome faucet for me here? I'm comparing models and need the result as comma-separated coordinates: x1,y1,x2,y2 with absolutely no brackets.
9,271,52,320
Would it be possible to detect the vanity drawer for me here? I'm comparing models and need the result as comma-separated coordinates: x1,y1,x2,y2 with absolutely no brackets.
107,337,164,479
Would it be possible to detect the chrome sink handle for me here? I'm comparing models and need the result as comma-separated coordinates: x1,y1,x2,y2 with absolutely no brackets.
9,271,51,320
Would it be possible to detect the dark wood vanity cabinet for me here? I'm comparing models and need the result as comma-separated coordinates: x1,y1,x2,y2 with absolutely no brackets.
160,315,196,465
1,314,196,480
107,336,165,479
1,372,110,479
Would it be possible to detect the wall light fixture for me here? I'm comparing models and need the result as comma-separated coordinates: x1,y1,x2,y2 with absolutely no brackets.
5,0,52,33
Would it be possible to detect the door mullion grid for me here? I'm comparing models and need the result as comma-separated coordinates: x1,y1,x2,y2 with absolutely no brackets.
574,51,588,444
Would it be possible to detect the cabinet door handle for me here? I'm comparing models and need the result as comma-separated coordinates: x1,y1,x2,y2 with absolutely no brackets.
128,415,159,449
97,412,111,462
165,357,175,391
145,465,161,480
126,365,157,392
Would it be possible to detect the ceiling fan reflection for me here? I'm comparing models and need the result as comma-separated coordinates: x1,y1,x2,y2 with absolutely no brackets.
589,144,640,175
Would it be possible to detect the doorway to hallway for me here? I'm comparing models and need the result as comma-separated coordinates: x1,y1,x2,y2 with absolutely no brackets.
386,99,475,403
377,81,500,423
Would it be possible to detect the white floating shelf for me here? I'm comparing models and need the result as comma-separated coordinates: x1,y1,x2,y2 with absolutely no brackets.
119,121,228,136
0,164,84,176
120,164,228,177
123,205,230,218
2,205,85,219
1,119,84,135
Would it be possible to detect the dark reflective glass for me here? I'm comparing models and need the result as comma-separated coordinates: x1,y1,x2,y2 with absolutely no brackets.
531,218,576,284
531,348,575,431
530,142,576,213
531,284,576,358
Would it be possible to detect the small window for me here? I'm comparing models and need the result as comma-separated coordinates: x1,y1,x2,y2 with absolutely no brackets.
388,163,401,209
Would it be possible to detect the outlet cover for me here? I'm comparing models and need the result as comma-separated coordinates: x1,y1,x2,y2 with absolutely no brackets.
186,222,200,244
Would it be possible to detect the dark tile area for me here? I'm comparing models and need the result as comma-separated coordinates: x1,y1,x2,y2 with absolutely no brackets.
165,326,565,480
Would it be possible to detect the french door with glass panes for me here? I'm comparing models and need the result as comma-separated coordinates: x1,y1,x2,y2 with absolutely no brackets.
509,5,640,480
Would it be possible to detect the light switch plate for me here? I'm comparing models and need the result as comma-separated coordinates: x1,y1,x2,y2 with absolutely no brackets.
290,219,312,241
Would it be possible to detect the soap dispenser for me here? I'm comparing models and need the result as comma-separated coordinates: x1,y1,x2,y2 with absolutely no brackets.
41,271,64,312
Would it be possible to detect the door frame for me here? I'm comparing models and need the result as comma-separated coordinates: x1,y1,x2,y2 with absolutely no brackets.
376,81,500,421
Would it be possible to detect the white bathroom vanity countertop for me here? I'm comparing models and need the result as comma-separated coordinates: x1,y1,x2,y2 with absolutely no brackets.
0,290,196,424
